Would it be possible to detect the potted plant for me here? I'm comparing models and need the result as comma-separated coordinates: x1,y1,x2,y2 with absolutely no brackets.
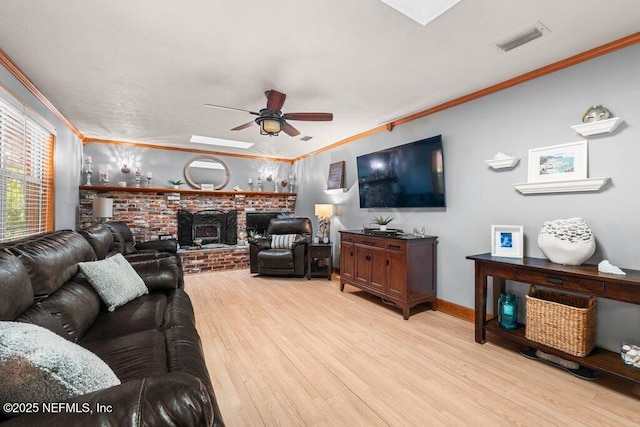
372,215,394,231
168,179,184,189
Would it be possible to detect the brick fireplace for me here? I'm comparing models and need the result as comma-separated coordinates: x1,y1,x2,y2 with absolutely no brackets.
177,209,238,247
79,187,296,273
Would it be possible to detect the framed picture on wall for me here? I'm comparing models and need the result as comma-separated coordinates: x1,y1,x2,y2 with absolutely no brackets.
527,141,587,183
327,161,345,189
491,225,524,258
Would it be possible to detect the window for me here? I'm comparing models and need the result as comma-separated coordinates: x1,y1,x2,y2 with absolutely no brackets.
0,87,54,242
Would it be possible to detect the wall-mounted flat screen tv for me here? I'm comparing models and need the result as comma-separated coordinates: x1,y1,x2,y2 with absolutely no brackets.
356,135,445,208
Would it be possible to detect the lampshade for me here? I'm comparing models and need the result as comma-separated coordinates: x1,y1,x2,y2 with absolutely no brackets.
260,118,281,135
92,197,113,219
315,204,333,218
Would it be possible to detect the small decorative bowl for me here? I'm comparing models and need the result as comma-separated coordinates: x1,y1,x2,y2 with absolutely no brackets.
621,343,640,368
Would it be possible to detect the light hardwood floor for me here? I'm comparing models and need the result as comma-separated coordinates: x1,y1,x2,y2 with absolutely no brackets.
186,270,640,426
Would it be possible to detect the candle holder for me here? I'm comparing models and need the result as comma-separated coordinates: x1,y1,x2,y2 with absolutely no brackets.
146,177,152,187
257,177,263,192
84,156,93,185
134,167,142,188
248,179,254,191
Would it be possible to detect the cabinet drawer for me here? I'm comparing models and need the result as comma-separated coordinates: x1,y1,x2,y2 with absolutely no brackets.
353,237,385,248
341,235,355,243
514,269,605,295
386,241,406,252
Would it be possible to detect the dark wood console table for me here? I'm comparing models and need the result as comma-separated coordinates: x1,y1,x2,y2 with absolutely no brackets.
467,253,640,383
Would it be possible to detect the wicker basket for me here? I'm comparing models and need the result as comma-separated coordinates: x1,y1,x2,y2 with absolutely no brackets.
525,285,597,357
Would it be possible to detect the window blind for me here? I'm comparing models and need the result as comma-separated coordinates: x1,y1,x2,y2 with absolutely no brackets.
0,90,54,242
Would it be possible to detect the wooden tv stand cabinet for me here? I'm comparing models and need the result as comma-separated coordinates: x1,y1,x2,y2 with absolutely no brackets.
339,231,437,319
467,253,640,384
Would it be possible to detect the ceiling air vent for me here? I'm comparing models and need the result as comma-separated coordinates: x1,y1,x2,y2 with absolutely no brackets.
496,24,547,52
300,136,313,141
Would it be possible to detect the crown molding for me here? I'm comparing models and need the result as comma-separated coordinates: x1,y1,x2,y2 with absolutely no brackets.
293,32,640,163
0,47,85,141
84,138,294,164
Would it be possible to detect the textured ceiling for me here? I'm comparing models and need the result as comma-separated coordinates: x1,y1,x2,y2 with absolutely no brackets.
0,0,639,159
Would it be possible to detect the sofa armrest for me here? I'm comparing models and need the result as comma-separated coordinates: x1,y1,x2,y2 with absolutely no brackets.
248,237,271,251
135,239,178,254
2,373,221,427
127,253,184,290
291,234,310,249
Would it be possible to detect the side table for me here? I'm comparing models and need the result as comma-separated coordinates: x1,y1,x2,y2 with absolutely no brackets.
307,243,332,280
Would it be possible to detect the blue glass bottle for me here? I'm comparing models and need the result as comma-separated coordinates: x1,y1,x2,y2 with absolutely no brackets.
498,293,518,330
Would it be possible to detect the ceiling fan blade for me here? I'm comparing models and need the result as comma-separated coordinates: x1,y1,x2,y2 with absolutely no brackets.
205,104,259,115
231,120,256,131
282,121,301,137
282,112,333,122
265,90,287,111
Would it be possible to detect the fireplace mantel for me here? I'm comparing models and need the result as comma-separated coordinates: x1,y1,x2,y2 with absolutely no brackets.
79,185,295,197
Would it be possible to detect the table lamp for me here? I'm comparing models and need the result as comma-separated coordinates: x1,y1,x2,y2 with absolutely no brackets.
92,197,113,223
314,204,333,243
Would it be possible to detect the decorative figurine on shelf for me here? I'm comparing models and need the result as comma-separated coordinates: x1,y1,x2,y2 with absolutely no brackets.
98,168,109,186
134,167,142,187
248,178,254,191
289,175,294,192
257,176,263,192
146,172,152,187
280,178,288,192
84,156,92,185
582,105,611,123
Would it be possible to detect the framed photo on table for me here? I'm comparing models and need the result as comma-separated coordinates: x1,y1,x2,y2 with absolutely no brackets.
491,225,524,258
527,141,587,183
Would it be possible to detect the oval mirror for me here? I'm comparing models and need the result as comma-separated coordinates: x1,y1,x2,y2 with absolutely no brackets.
184,156,230,190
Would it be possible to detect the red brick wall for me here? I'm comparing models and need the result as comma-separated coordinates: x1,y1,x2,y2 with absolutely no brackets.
79,189,296,273
80,190,296,241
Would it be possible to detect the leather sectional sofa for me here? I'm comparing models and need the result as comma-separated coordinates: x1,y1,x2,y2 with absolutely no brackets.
0,225,223,426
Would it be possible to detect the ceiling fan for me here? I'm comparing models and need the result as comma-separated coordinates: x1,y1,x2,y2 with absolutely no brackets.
206,89,333,137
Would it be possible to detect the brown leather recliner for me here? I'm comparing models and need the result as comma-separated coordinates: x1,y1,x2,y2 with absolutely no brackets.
104,221,178,256
249,217,312,277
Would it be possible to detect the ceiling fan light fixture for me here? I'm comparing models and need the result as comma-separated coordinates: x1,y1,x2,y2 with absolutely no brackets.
258,117,282,136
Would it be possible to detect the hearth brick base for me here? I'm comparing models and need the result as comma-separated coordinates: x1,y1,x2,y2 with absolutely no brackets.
179,247,249,274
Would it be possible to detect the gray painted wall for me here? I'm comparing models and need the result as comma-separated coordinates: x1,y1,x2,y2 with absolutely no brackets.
295,44,640,351
0,66,82,230
83,143,293,193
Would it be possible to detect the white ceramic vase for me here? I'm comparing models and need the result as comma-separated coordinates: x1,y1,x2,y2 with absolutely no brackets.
537,217,596,265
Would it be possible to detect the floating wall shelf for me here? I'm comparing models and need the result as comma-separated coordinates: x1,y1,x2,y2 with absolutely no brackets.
324,188,348,195
484,156,520,169
513,177,610,194
571,117,623,137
